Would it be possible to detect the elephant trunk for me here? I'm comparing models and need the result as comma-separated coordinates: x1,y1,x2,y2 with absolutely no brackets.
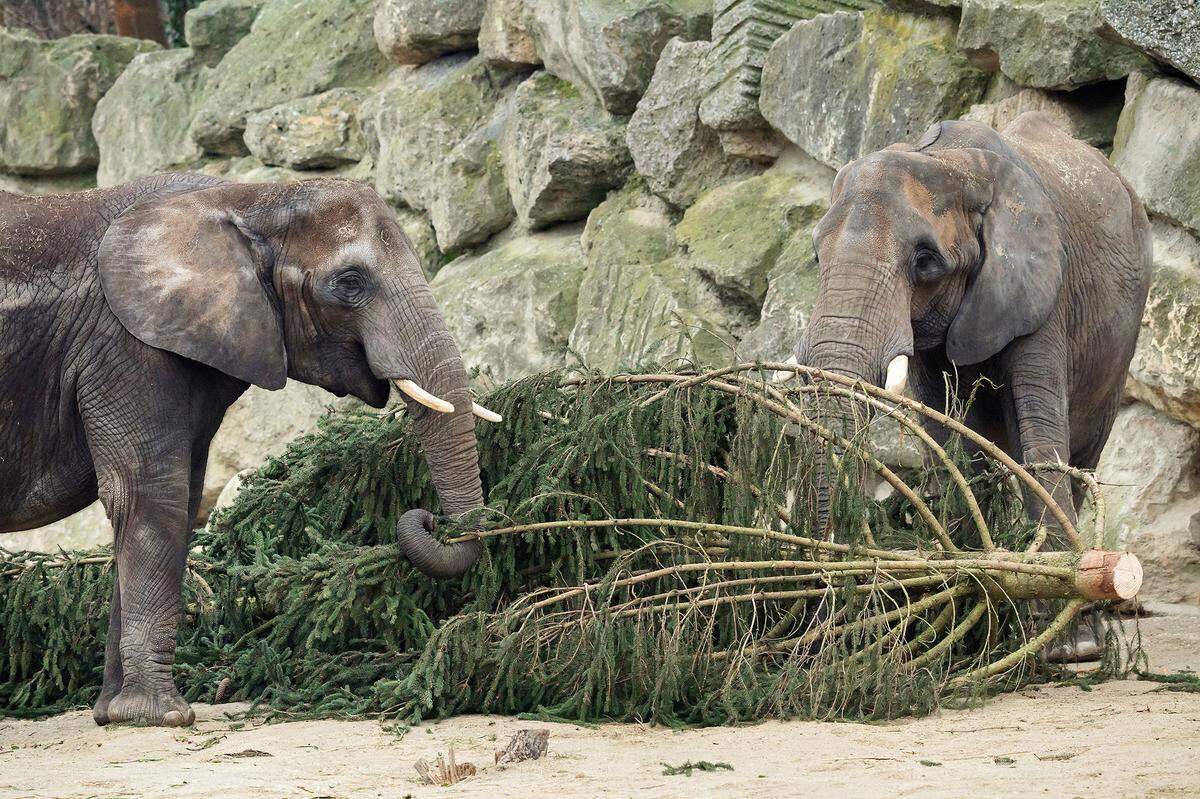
367,290,486,579
798,263,912,538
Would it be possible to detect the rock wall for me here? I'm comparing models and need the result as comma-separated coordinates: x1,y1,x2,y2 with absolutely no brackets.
1,0,1198,602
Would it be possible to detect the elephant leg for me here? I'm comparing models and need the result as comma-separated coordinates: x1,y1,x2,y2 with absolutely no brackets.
1000,360,1076,540
89,433,196,727
92,580,123,725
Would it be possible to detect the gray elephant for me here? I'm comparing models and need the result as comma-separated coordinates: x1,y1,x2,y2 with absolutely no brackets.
797,114,1152,657
0,174,498,726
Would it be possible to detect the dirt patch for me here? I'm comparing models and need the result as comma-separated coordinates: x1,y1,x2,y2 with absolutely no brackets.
1,610,1197,799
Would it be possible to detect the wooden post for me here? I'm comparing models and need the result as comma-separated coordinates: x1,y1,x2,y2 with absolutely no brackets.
112,0,166,45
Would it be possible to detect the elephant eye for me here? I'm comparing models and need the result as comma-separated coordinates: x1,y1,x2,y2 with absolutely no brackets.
911,248,945,283
329,267,372,305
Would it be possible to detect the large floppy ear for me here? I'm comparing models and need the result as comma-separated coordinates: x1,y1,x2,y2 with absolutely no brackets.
97,184,288,390
940,148,1065,366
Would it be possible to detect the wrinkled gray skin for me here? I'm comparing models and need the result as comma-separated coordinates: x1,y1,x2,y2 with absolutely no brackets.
799,113,1152,539
0,174,485,727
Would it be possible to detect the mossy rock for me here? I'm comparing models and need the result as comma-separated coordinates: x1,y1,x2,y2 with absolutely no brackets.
0,28,158,175
957,0,1148,90
431,228,587,383
189,0,388,155
676,172,827,313
94,48,211,187
760,9,988,169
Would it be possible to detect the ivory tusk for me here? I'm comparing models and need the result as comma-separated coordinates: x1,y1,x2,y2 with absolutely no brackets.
394,379,455,413
472,402,502,423
884,355,909,395
771,355,800,383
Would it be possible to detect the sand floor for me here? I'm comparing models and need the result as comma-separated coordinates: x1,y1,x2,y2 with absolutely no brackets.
1,608,1197,799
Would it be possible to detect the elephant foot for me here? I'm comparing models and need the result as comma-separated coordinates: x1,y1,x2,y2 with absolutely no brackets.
1044,613,1105,664
102,685,195,727
92,684,121,726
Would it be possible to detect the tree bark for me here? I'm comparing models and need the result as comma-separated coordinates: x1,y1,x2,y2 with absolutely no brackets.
111,0,166,44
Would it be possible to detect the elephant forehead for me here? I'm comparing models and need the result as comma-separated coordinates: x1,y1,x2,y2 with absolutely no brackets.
900,174,959,244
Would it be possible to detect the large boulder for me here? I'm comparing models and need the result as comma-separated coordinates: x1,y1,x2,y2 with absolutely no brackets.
0,28,158,176
760,9,987,170
184,0,266,67
676,171,828,315
961,84,1123,149
627,38,759,209
374,0,486,66
0,173,96,195
1097,401,1200,604
503,71,631,229
244,88,367,169
394,206,446,279
1100,0,1199,84
0,502,112,553
1112,74,1200,236
431,228,586,383
1125,220,1200,429
189,0,388,155
528,0,712,115
569,181,736,371
735,225,821,363
956,0,1147,90
480,0,541,69
93,49,210,187
373,55,521,253
699,0,879,136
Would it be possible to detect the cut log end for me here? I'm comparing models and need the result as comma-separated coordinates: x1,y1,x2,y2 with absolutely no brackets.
1075,550,1143,601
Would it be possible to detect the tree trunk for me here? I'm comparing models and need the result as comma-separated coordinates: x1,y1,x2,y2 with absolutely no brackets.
112,0,165,44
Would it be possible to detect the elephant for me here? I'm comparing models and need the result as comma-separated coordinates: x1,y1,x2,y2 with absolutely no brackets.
796,113,1152,658
0,173,500,726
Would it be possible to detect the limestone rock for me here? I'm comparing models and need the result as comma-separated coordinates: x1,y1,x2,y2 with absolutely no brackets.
480,0,540,68
1125,220,1200,429
735,226,820,363
0,502,112,553
189,0,387,155
627,38,758,209
699,0,879,135
1112,75,1200,236
244,89,366,169
374,0,486,66
528,0,712,115
961,84,1123,149
503,71,631,229
760,9,987,170
184,0,266,67
431,116,514,252
1100,0,1200,84
394,205,446,279
203,381,359,513
0,172,96,195
676,171,828,314
373,55,521,252
956,0,1147,90
1096,401,1200,604
93,49,210,187
431,228,586,383
0,28,158,175
569,181,736,371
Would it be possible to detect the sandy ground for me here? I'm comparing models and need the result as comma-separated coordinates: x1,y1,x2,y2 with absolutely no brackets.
1,609,1197,799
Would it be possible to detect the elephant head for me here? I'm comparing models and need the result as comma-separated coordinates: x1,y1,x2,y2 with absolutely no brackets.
96,177,498,578
798,121,1065,534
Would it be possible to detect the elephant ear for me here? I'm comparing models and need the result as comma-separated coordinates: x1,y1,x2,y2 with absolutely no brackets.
97,185,288,390
941,148,1065,366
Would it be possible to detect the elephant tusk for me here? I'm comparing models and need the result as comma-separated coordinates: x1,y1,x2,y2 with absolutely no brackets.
472,402,502,423
884,355,909,395
394,379,455,413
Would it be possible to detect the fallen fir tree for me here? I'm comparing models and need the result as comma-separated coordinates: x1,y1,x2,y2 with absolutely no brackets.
0,365,1144,724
